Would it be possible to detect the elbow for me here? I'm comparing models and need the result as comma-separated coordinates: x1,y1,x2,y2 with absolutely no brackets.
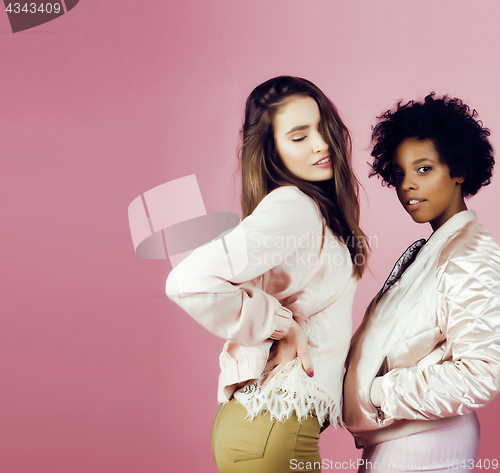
457,358,500,407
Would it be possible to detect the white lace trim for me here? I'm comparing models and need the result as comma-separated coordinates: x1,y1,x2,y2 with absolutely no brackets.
233,358,342,427
232,279,356,427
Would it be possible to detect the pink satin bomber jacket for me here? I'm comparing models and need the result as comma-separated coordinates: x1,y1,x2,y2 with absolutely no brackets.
343,210,500,448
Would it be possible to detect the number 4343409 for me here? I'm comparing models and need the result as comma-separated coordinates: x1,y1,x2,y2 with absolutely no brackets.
5,3,62,14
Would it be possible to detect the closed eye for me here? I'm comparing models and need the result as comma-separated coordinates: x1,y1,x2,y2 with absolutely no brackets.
292,136,306,142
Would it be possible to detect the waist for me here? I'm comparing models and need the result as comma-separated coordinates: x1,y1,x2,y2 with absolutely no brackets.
351,416,463,448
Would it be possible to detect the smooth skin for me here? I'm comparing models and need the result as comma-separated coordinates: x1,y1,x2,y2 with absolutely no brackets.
274,96,333,182
392,137,467,232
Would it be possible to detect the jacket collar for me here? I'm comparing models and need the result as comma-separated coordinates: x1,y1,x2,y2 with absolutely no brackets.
427,210,477,242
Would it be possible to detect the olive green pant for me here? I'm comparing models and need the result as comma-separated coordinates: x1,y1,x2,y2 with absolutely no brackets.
211,399,321,472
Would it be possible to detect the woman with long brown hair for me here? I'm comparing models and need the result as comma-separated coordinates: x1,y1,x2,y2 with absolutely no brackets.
166,76,368,472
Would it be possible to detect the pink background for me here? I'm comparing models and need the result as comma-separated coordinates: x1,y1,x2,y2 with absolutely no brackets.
2,1,500,471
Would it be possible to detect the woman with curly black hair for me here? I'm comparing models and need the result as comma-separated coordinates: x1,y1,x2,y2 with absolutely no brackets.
343,93,500,472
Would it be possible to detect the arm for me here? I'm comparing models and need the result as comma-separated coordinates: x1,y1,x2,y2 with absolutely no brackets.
166,186,321,347
260,318,314,390
373,234,500,421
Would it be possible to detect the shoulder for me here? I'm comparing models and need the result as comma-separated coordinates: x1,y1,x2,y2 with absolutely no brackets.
440,220,500,262
251,186,322,227
438,220,500,287
260,185,318,208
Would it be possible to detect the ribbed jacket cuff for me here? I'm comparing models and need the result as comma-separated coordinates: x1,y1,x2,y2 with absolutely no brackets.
270,306,293,340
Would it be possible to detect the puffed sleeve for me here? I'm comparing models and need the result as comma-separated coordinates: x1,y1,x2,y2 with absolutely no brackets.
376,226,500,421
165,186,322,347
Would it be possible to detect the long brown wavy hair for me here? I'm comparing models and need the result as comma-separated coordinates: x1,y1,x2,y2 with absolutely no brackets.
240,76,368,277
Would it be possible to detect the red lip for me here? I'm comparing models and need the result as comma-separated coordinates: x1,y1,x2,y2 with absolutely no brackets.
314,155,330,165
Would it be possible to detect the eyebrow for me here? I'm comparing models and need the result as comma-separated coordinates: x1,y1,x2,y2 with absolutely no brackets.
286,125,310,135
412,157,434,164
393,157,434,168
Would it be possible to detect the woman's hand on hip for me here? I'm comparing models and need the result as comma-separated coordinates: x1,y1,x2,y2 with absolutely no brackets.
260,318,314,390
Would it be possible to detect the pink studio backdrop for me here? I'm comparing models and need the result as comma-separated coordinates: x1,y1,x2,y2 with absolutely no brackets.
2,1,500,472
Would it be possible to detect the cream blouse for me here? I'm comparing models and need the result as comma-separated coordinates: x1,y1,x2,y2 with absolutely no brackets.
166,186,357,425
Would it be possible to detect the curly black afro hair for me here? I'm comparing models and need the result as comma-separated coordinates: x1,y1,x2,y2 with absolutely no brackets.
370,93,495,197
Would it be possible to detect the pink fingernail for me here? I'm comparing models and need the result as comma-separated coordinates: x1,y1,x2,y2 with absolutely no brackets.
308,371,314,378
258,388,262,394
